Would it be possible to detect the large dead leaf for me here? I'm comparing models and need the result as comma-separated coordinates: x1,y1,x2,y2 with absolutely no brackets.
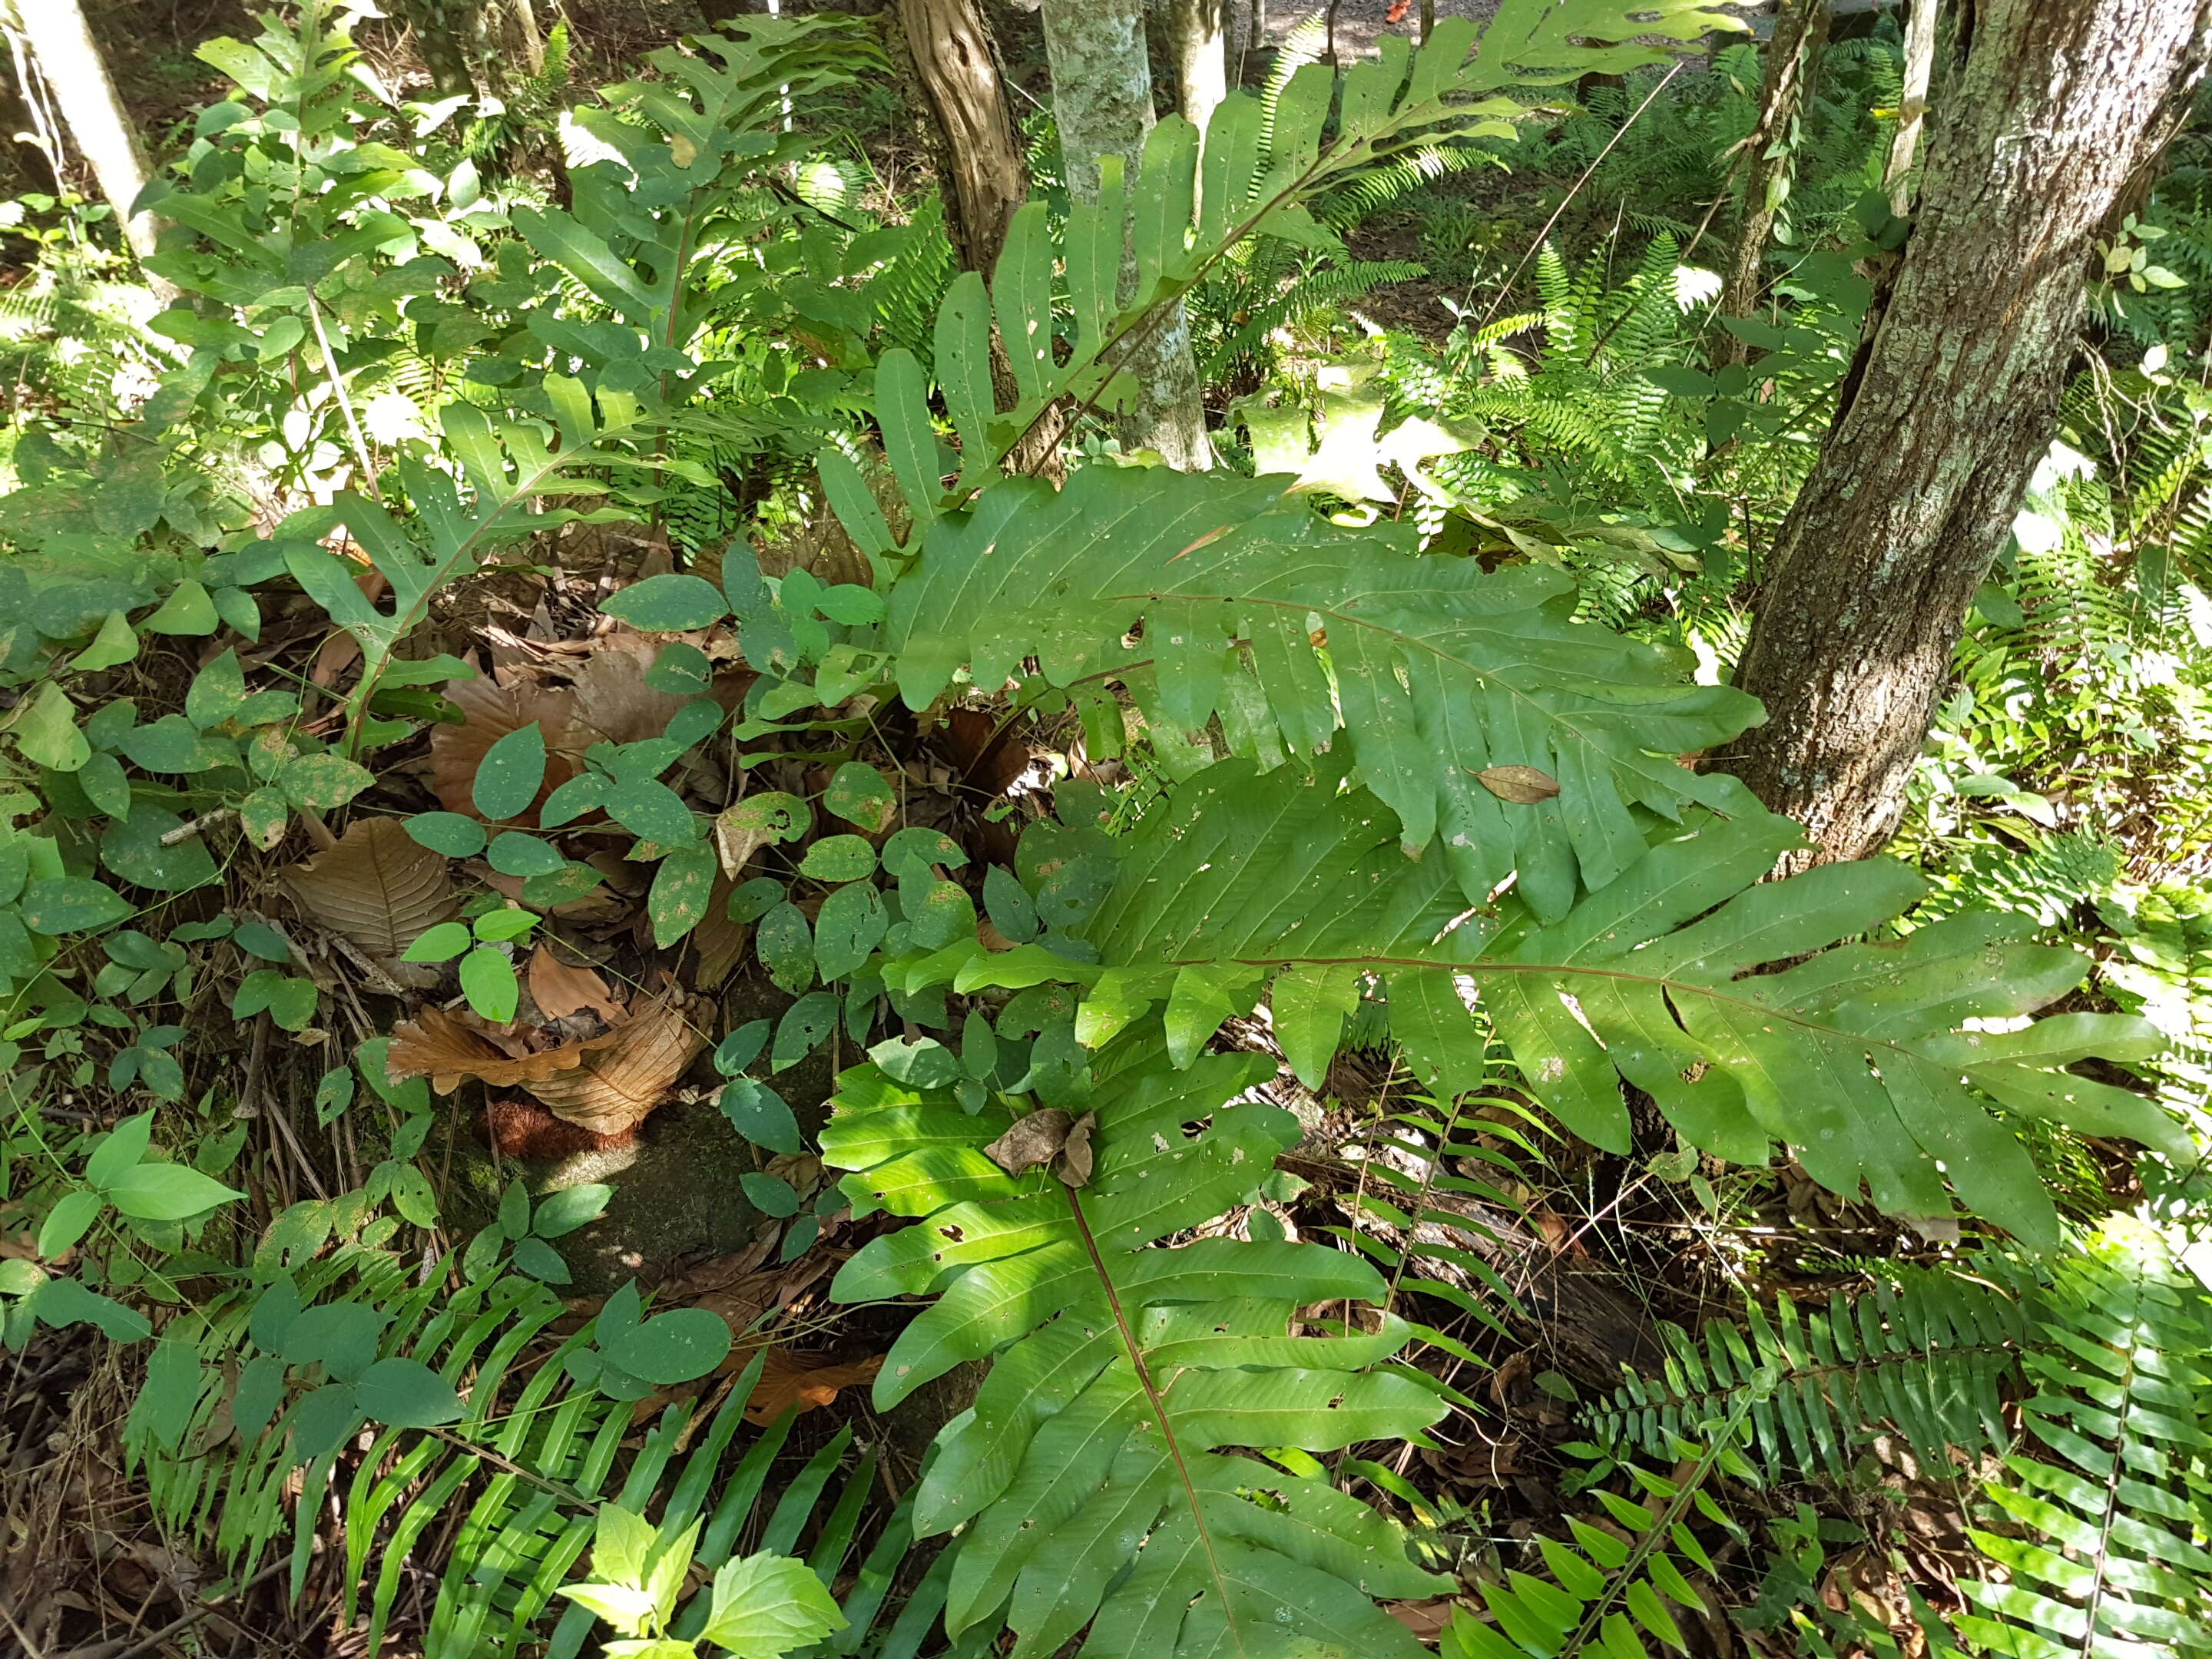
564,631,696,750
524,992,710,1134
429,674,581,823
527,946,626,1023
690,874,749,988
280,817,455,958
386,1004,594,1094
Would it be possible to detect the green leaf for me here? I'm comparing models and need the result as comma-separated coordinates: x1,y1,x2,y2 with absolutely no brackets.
720,1078,801,1154
406,813,488,863
278,753,375,809
353,1356,465,1427
239,787,290,849
487,831,565,877
757,902,814,993
823,763,896,833
71,611,141,672
473,721,548,822
22,876,131,934
460,948,520,1022
402,921,472,962
798,833,876,882
600,1307,733,1386
697,1553,846,1655
812,879,887,981
99,807,218,892
38,1190,104,1258
648,843,718,948
185,650,247,728
29,1276,151,1340
141,578,218,635
608,777,698,846
472,907,539,943
512,1234,572,1283
532,1184,613,1237
740,1171,801,1217
773,992,839,1072
602,573,730,631
10,681,91,772
103,1162,247,1221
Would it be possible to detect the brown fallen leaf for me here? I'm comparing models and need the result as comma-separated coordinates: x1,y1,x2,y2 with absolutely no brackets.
525,993,710,1134
1056,1111,1098,1188
526,945,627,1024
429,673,581,823
690,875,749,988
984,1108,1075,1179
565,631,696,750
1472,763,1561,804
743,1347,883,1427
386,1005,591,1094
280,816,456,959
1383,1599,1462,1642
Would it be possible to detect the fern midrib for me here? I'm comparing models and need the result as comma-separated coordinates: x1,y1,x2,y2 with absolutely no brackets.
1059,1181,1250,1659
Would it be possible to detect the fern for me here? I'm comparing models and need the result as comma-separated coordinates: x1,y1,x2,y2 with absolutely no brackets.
821,1041,1452,1658
1959,1217,2212,1659
1586,1267,2032,1476
936,750,2181,1250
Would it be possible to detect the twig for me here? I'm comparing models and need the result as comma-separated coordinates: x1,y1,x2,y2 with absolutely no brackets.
158,807,235,847
1472,61,1685,332
306,292,382,502
93,1561,289,1659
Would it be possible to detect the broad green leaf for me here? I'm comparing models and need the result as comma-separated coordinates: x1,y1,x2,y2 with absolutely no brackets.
602,573,729,631
459,948,520,1022
600,1307,733,1386
353,1356,465,1427
473,721,548,822
10,681,91,772
103,1162,247,1221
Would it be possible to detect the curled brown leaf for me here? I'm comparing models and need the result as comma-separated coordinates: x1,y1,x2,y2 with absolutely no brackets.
1472,763,1562,805
983,1108,1075,1179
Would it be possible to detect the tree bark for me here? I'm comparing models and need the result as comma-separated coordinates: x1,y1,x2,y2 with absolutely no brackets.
1168,0,1228,134
1715,0,1829,363
1721,0,2211,865
894,0,1027,274
1883,0,1939,211
1038,0,1213,469
12,0,163,265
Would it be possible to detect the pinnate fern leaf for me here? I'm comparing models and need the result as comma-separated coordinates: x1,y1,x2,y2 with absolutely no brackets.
883,466,1760,916
821,1044,1452,1659
1960,1219,2212,1659
945,755,2181,1250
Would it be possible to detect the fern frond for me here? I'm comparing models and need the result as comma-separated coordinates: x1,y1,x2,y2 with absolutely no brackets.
1959,1217,2212,1659
1586,1267,2032,1476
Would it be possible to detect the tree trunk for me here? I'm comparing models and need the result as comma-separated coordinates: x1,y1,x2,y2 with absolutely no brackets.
1721,0,2210,865
895,0,1027,274
1715,0,1829,363
392,0,481,97
1883,0,1940,211
1038,0,1213,469
12,0,163,265
1168,0,1229,133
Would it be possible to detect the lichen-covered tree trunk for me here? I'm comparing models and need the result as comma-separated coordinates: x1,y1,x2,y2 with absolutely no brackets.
1039,0,1214,469
1715,0,1828,363
1722,0,2210,864
13,0,163,264
1168,0,1228,134
894,0,1026,274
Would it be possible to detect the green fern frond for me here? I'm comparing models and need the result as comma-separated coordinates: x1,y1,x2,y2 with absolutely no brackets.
1959,1217,2212,1659
1586,1267,2032,1476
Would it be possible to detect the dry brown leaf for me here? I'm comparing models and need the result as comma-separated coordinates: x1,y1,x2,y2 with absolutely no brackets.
1383,1599,1462,1642
1056,1111,1098,1188
565,631,695,750
429,674,581,823
1472,763,1561,804
525,993,710,1134
386,1005,591,1094
690,874,749,988
743,1347,883,1427
280,817,456,959
526,946,628,1024
983,1108,1075,1178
